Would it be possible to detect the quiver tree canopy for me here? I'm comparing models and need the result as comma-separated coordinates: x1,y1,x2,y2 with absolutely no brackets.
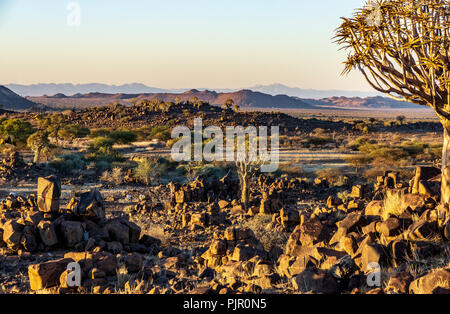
335,0,449,118
335,0,450,217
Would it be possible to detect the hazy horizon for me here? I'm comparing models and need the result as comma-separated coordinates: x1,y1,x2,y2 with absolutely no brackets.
0,0,372,92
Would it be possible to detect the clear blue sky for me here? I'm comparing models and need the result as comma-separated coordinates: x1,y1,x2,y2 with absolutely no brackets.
0,0,370,91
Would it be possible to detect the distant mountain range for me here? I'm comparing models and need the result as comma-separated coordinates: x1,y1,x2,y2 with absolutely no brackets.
28,89,318,110
6,83,380,99
25,88,424,111
249,84,380,98
0,83,426,112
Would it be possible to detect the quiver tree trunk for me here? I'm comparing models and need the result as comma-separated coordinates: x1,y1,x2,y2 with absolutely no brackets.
441,122,450,220
240,173,249,210
33,148,41,165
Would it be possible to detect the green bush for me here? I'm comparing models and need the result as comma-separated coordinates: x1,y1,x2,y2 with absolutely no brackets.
348,137,377,150
95,160,112,172
49,154,86,175
88,128,111,139
0,119,35,147
148,126,171,141
107,130,137,144
58,124,90,140
308,136,334,147
87,137,122,163
134,157,177,185
400,141,428,157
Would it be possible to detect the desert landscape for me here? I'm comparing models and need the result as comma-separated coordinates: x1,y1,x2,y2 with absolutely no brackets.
0,0,449,298
0,84,448,295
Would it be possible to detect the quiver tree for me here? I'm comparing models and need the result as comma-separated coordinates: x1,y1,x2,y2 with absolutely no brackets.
335,0,450,217
27,131,50,164
234,136,265,210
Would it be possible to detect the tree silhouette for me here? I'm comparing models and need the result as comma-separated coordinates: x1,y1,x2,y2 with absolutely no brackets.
336,0,450,216
223,99,234,110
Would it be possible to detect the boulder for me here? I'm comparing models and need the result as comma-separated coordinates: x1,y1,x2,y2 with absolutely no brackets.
411,167,441,195
60,221,84,247
298,217,330,247
105,220,130,245
336,211,366,234
210,239,227,255
409,267,450,294
125,253,143,273
37,220,58,247
378,217,401,237
292,268,339,294
21,225,38,252
360,243,389,271
365,201,384,217
37,176,61,213
329,255,358,280
67,189,105,219
2,219,24,250
28,258,74,291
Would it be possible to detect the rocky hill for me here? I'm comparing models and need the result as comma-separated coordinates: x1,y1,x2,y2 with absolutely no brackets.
0,85,42,111
27,88,425,111
28,89,317,110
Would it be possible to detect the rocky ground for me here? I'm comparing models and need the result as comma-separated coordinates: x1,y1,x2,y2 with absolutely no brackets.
0,155,449,294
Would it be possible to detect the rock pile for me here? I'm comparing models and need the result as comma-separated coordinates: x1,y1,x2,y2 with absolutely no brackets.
0,175,163,292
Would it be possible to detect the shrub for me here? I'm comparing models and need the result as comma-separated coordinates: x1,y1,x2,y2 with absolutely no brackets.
0,119,35,147
95,160,112,172
88,128,111,139
87,137,122,163
148,126,171,141
134,157,176,185
108,130,137,144
49,154,86,175
58,124,90,140
100,167,123,185
348,137,377,150
345,155,373,173
308,136,334,147
315,168,346,186
383,190,406,220
240,215,289,252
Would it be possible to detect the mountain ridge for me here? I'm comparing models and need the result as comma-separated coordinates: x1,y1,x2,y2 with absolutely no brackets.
26,88,424,110
6,82,379,99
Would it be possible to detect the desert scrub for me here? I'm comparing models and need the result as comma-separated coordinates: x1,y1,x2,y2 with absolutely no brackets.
0,118,35,148
107,130,137,144
100,167,124,185
315,168,347,187
240,215,289,252
348,137,377,151
307,136,334,147
181,162,228,182
58,124,90,140
87,137,123,163
133,157,177,185
148,126,171,141
49,154,86,175
383,190,406,220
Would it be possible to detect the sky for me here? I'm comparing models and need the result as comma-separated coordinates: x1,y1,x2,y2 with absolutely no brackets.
0,0,371,91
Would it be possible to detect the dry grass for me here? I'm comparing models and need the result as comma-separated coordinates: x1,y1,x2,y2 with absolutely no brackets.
239,215,289,252
382,191,406,220
100,167,124,185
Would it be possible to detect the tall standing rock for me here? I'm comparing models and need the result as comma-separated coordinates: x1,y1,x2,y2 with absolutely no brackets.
37,176,61,213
